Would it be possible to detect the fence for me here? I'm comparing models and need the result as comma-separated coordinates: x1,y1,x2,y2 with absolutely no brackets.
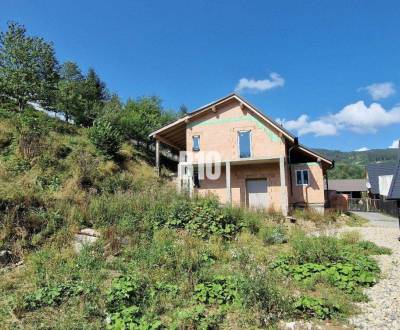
348,198,399,218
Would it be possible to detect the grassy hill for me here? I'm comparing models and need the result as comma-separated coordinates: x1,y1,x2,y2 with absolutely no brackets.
314,148,398,179
0,107,390,329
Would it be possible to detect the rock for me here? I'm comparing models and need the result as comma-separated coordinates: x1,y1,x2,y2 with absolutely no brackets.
73,228,101,253
79,228,101,237
0,250,12,266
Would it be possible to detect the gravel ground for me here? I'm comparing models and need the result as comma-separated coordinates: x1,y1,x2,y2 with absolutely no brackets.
345,212,400,330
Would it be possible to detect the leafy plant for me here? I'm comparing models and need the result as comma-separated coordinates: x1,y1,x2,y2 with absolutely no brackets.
272,253,381,294
294,296,342,319
89,118,121,157
356,240,392,255
194,276,238,305
23,281,93,310
263,226,288,245
106,275,148,312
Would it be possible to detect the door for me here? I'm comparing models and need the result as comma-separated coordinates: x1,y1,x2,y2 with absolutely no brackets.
246,179,268,209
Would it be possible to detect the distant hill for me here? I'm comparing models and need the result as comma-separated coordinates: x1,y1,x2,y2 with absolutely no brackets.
312,148,398,179
314,148,398,165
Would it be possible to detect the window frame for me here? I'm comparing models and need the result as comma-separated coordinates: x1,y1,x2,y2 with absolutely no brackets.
295,169,310,186
237,130,252,159
192,135,200,152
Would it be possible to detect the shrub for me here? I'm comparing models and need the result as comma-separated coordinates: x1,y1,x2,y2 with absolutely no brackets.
105,274,162,330
272,254,381,294
106,275,149,312
240,271,295,326
16,111,49,159
290,232,343,264
194,276,238,305
0,128,13,150
356,240,392,255
89,119,121,157
23,281,94,311
294,296,342,319
262,226,288,245
340,231,361,245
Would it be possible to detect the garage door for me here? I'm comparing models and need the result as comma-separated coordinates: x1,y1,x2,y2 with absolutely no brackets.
246,179,268,209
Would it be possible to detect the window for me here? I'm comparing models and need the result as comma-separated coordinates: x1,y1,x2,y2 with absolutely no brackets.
296,170,309,185
238,130,251,158
192,135,200,151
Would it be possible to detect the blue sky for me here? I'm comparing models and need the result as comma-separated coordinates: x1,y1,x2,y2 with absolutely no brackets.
2,0,400,151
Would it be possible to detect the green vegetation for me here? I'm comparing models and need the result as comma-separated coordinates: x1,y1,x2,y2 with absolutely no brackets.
0,108,391,329
314,148,398,179
0,21,392,329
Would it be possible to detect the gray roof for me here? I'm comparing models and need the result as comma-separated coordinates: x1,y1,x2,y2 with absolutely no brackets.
366,162,396,194
387,151,400,200
326,179,367,192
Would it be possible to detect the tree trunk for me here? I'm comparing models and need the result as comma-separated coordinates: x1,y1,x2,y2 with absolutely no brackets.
18,99,24,112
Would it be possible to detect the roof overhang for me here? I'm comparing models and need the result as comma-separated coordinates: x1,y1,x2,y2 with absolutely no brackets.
149,93,333,166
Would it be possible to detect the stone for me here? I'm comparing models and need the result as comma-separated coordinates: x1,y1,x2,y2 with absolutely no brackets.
73,228,101,253
79,228,101,237
0,250,12,266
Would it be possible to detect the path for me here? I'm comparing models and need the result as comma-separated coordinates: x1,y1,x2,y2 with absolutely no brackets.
346,212,400,330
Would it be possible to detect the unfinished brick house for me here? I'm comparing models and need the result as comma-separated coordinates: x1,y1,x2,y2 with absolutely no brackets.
150,93,333,215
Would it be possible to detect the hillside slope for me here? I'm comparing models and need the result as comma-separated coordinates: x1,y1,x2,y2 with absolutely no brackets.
313,148,397,179
314,148,398,165
0,108,390,329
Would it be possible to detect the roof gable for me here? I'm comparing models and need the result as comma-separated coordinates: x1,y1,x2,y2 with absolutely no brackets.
149,93,333,165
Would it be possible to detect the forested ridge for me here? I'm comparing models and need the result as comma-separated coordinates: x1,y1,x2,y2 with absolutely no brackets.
314,148,397,179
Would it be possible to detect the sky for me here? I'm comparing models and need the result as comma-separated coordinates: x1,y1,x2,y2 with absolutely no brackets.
2,0,400,151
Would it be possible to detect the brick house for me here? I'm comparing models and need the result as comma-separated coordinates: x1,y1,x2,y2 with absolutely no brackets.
150,93,333,215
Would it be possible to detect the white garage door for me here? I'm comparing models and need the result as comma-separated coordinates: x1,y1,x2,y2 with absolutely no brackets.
246,179,268,209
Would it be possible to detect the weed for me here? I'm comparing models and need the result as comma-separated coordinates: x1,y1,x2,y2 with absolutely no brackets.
294,296,342,319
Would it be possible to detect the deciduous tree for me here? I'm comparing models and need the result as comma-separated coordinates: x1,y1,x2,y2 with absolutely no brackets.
0,22,59,111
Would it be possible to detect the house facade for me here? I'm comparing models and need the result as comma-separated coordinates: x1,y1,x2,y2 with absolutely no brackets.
150,94,333,215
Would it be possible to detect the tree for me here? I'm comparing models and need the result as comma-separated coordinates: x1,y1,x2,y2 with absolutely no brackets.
77,68,109,126
0,22,59,111
119,96,176,143
55,61,84,122
99,94,123,125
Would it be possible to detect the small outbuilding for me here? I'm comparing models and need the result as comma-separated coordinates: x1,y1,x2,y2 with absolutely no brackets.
326,179,367,199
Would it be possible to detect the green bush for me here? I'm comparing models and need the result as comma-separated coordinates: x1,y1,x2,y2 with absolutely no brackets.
23,281,94,311
290,232,343,264
294,296,342,319
194,276,238,305
240,270,295,326
272,253,381,294
89,119,122,157
356,240,392,255
105,274,162,330
107,275,149,313
262,226,288,245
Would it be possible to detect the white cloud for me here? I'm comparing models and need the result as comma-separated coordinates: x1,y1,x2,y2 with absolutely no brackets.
235,73,284,93
388,139,400,149
354,147,369,152
330,101,400,133
278,101,400,137
276,115,338,137
361,82,395,100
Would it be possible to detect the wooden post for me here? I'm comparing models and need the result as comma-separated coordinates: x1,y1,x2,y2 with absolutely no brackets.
280,157,288,216
226,161,232,205
155,139,160,174
177,163,182,193
188,165,194,198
